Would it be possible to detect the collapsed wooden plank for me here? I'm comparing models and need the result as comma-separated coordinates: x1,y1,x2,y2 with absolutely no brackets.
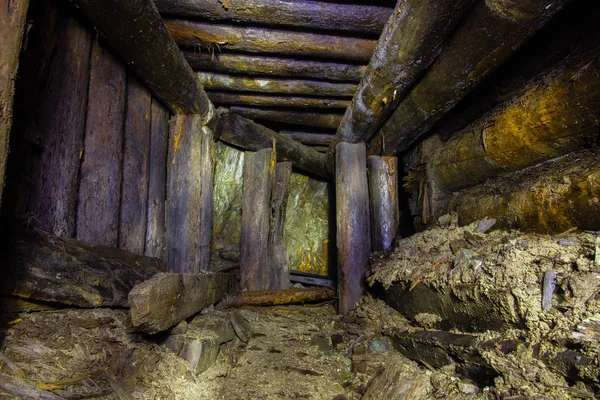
208,92,351,109
155,0,393,35
166,20,377,62
229,106,343,130
69,0,209,115
219,114,331,179
369,0,569,155
1,232,164,308
367,156,400,251
224,288,336,308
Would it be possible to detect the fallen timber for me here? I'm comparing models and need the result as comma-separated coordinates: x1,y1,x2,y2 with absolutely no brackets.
208,92,351,109
224,288,336,308
229,106,343,130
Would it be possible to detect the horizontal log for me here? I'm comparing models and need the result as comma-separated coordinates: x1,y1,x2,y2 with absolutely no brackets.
223,287,335,308
184,52,366,82
69,0,209,115
229,106,343,129
369,0,569,155
279,132,335,146
208,92,351,109
219,113,331,179
155,0,393,35
1,232,164,308
197,72,356,97
0,372,62,400
166,19,377,62
310,146,329,153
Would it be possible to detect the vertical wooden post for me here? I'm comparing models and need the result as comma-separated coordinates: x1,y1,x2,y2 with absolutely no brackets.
269,161,292,290
198,121,215,270
367,155,399,251
241,147,276,290
336,142,370,314
76,42,126,246
119,75,151,254
145,99,169,259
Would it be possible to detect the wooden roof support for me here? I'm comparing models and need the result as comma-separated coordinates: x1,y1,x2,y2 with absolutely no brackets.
218,114,332,180
166,20,377,62
208,92,351,109
279,132,335,146
229,106,343,130
368,0,570,155
154,0,393,35
337,0,475,143
69,0,210,116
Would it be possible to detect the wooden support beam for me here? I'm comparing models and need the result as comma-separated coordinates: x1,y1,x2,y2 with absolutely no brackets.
166,20,377,62
269,162,292,290
369,0,569,155
197,72,356,97
336,142,371,314
229,106,343,130
219,114,331,179
155,0,393,35
184,52,366,82
224,287,336,308
208,92,351,109
367,156,400,251
241,147,275,291
69,0,209,116
279,132,335,146
337,0,474,143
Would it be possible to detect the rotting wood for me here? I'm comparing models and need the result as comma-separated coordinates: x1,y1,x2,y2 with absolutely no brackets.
241,147,276,291
362,353,432,399
166,19,377,62
336,142,371,315
224,287,336,308
155,0,392,35
198,118,215,270
0,371,62,400
368,156,400,251
197,73,356,97
119,76,151,254
129,272,233,334
219,114,331,179
369,0,569,155
269,162,292,290
337,0,474,144
76,41,126,247
1,231,164,308
184,52,366,82
280,132,335,146
230,106,343,130
208,92,351,109
68,0,209,116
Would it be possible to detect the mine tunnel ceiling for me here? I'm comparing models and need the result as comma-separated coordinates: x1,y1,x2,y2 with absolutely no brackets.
154,0,397,148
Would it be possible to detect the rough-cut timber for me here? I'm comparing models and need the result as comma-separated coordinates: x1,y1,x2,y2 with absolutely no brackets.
224,287,336,308
336,142,371,314
197,73,356,97
119,76,151,254
208,92,351,109
129,272,232,334
166,20,377,62
145,100,169,259
269,162,292,290
184,52,366,82
1,232,164,308
28,16,92,237
338,0,474,143
76,42,126,247
368,156,400,251
166,113,214,273
69,0,209,116
219,114,331,179
369,0,569,155
0,372,62,400
198,119,215,270
230,106,343,130
0,0,29,210
362,353,432,400
155,0,392,35
280,132,335,146
241,148,275,291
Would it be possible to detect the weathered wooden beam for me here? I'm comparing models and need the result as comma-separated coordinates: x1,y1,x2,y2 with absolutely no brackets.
166,20,377,62
76,41,126,247
336,142,371,314
184,52,366,82
69,0,209,115
0,372,62,400
241,147,275,291
219,114,331,179
368,156,400,251
279,131,335,146
337,0,474,143
269,162,292,290
369,0,570,155
208,92,351,109
224,287,336,308
230,106,343,130
155,0,393,35
1,231,164,308
129,272,233,334
197,72,356,97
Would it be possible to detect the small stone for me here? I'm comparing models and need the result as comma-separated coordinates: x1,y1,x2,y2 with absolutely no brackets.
368,337,392,353
595,236,600,267
230,312,251,343
450,239,470,254
458,380,480,395
475,217,496,233
179,330,220,375
170,321,188,335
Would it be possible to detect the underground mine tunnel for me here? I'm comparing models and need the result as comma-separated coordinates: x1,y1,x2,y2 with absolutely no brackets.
0,0,599,398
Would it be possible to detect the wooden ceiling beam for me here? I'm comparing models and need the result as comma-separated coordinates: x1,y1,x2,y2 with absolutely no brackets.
208,92,350,109
279,132,335,146
229,106,343,129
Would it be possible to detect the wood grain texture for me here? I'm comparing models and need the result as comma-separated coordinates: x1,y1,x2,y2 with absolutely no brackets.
224,287,336,308
280,132,335,146
368,156,399,251
229,106,343,130
269,162,292,290
208,92,351,109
